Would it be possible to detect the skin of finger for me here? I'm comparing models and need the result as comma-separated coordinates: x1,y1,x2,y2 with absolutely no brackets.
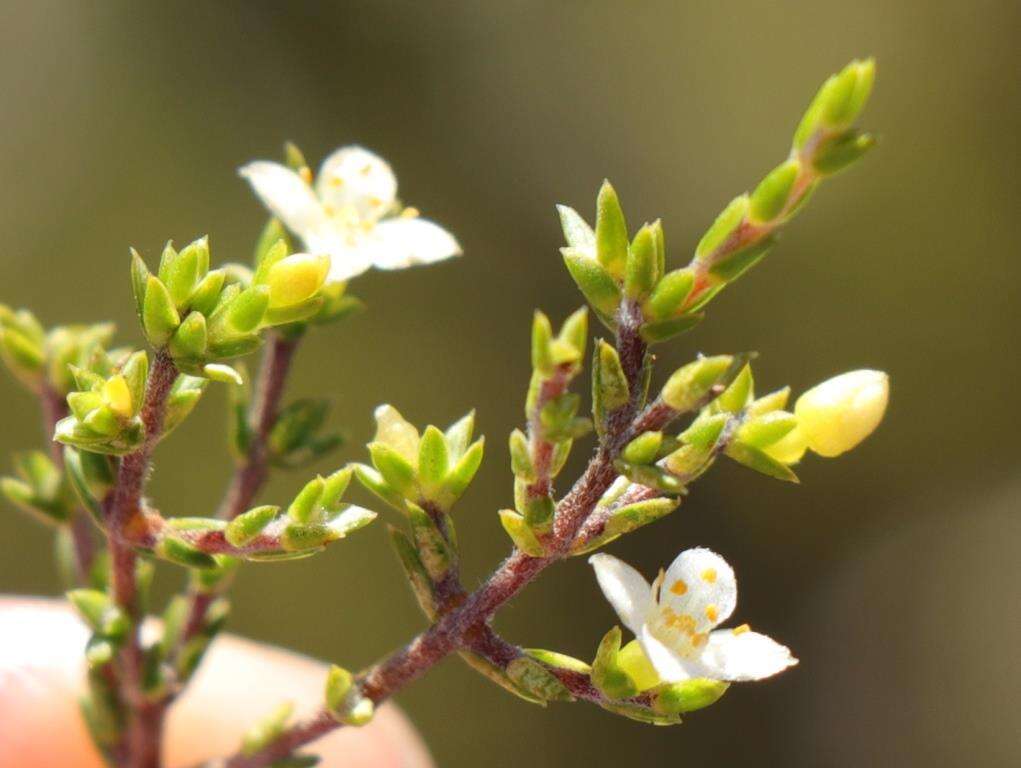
0,597,433,768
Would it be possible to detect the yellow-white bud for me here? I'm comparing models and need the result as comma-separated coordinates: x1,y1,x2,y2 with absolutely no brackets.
372,404,420,463
264,253,330,309
794,370,889,457
102,375,133,419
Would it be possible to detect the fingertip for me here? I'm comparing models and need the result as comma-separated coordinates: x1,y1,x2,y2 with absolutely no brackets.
0,597,433,768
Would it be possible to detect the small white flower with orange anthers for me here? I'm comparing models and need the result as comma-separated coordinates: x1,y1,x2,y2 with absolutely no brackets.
240,146,461,283
590,548,796,682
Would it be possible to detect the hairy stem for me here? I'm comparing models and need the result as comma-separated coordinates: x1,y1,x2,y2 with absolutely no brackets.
217,332,299,521
106,350,178,768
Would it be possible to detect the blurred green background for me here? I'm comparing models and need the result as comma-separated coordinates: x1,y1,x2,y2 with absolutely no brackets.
1,1,1018,766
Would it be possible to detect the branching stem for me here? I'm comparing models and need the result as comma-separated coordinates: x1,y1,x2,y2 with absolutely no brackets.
218,309,653,768
104,349,178,768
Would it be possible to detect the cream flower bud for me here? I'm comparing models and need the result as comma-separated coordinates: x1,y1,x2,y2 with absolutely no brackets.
794,369,889,457
102,375,133,420
264,253,330,309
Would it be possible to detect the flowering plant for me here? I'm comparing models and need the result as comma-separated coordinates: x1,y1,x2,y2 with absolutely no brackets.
0,59,886,767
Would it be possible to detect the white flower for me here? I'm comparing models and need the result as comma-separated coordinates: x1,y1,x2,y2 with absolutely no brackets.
239,146,461,283
590,548,796,682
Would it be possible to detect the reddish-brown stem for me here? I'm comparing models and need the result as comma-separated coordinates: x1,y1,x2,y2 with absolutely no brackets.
216,333,299,521
106,350,178,768
220,310,650,768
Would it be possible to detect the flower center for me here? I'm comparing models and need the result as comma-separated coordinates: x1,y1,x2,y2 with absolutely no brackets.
648,606,709,658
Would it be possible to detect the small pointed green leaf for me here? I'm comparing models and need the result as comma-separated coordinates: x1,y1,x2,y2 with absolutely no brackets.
595,180,628,277
142,276,180,346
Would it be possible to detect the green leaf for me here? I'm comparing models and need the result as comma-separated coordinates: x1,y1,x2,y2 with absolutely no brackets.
813,132,876,175
653,679,729,715
621,431,663,465
562,247,622,319
556,204,595,250
163,237,204,307
524,648,591,675
595,180,628,277
130,249,151,319
725,442,799,483
508,428,535,481
530,310,554,374
227,285,271,334
459,651,546,706
679,412,731,449
188,270,226,317
387,525,437,620
715,363,754,413
572,497,677,555
155,537,218,569
506,656,575,703
352,463,407,512
241,701,294,757
498,509,545,557
324,665,374,726
749,160,800,223
695,194,749,261
443,410,476,460
417,425,450,494
593,340,629,414
639,313,704,344
368,442,416,497
591,626,638,700
737,411,798,448
66,589,128,639
287,477,325,524
407,503,454,580
624,223,660,300
557,306,589,359
226,505,279,547
442,437,484,505
644,268,695,321
169,311,208,360
142,276,181,346
660,355,733,412
708,237,775,283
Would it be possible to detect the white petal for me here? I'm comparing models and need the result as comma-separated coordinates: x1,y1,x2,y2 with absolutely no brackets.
239,161,328,240
315,145,397,221
305,230,373,283
639,625,701,682
368,218,462,271
661,547,737,631
589,553,655,636
698,629,797,682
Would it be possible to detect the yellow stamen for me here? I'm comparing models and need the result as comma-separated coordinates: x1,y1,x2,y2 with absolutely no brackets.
701,568,717,583
670,579,688,596
299,167,313,184
401,206,420,219
705,604,719,622
732,623,750,636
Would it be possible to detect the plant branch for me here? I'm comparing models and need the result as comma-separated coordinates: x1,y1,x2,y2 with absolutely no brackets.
217,332,300,521
215,309,652,768
105,349,178,768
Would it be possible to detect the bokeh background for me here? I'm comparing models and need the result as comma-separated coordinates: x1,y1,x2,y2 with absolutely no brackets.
1,1,1018,766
